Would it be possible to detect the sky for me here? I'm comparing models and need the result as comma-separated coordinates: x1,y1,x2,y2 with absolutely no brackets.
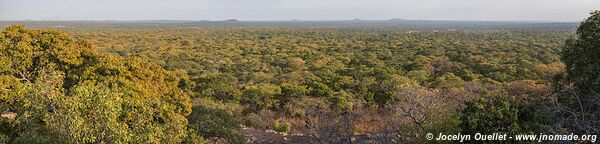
0,0,599,21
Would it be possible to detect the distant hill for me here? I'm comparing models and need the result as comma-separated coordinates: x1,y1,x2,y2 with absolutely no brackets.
0,20,579,32
389,18,406,21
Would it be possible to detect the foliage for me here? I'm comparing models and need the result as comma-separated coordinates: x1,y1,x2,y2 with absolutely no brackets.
183,128,208,144
278,83,308,109
0,25,192,143
62,24,574,142
70,27,570,112
328,90,354,111
460,94,541,135
562,11,600,93
241,83,282,110
556,10,600,136
187,99,242,143
194,73,241,102
274,120,292,134
0,17,586,142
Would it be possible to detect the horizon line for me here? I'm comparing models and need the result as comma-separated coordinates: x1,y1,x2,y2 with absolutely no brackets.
0,18,581,23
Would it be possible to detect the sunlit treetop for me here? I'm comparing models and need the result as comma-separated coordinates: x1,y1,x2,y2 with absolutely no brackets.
0,25,192,143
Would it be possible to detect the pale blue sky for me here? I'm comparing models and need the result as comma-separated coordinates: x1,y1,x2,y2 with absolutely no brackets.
1,0,598,21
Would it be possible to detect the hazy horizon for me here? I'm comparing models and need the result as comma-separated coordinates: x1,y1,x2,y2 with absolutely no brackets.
0,19,584,23
1,0,598,22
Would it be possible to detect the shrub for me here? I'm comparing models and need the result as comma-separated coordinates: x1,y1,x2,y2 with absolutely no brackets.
274,120,292,134
460,94,542,135
243,110,275,130
328,90,354,111
187,101,242,143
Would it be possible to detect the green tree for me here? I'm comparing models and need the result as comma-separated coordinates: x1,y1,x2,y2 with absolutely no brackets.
433,73,465,89
279,83,308,109
0,25,192,143
187,104,242,143
374,74,416,110
558,10,600,135
242,83,282,110
194,73,241,102
562,11,600,93
328,90,354,111
460,94,541,136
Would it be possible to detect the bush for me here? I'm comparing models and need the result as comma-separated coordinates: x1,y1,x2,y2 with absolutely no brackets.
274,120,292,134
241,83,282,110
460,94,542,135
182,129,207,144
187,103,242,143
558,11,600,135
328,90,354,111
243,110,275,130
0,134,8,144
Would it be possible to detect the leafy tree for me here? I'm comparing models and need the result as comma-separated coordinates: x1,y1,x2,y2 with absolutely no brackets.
406,70,431,85
194,73,241,102
460,94,541,135
456,69,479,81
433,73,465,89
274,120,292,134
187,103,242,143
558,10,600,135
374,74,416,110
307,78,333,97
356,77,377,107
285,57,306,71
242,83,282,110
0,25,192,143
279,83,308,109
328,90,354,111
562,11,600,93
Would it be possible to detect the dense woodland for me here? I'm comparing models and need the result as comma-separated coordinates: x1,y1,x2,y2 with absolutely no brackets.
0,11,599,143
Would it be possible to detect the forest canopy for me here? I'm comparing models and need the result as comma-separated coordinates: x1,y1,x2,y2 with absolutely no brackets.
0,11,599,143
0,25,193,143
